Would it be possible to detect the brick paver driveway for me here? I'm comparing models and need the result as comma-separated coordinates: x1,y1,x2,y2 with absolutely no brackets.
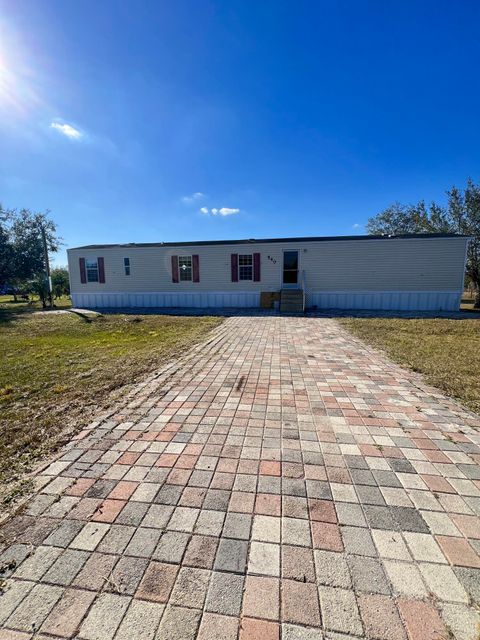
1,316,479,640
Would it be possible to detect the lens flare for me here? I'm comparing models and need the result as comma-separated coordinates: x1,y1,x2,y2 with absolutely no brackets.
0,19,45,117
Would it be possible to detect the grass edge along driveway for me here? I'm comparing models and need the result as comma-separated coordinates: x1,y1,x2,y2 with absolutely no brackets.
339,316,480,416
0,309,222,504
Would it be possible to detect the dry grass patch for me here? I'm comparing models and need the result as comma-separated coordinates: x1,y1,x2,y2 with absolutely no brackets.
0,304,222,501
339,317,480,415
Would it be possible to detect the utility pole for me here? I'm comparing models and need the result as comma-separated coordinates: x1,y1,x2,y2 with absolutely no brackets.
40,224,53,308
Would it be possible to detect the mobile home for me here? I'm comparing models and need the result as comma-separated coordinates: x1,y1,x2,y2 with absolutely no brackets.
67,233,469,312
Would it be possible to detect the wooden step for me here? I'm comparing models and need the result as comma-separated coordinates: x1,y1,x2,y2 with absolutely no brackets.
280,289,304,313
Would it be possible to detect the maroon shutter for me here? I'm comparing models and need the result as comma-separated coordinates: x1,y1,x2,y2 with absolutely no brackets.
79,257,87,284
192,255,200,282
231,254,238,282
171,255,179,283
98,257,105,283
253,253,261,281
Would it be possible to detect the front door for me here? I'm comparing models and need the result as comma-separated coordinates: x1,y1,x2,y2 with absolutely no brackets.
282,250,299,287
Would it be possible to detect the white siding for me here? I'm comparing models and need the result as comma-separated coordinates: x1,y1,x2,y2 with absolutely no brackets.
68,236,468,310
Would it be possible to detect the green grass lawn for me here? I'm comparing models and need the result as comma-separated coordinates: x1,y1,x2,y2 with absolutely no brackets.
339,317,480,415
0,293,72,314
0,297,222,502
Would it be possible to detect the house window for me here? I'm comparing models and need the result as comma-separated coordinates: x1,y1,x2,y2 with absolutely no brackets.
239,254,253,280
86,259,99,282
179,256,192,281
124,257,130,276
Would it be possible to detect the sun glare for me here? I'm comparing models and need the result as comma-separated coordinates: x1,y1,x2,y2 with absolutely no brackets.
0,49,17,109
0,21,44,117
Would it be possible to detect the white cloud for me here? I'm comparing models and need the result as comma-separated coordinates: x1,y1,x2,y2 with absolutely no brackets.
50,121,82,139
200,207,240,216
352,223,361,229
182,192,205,204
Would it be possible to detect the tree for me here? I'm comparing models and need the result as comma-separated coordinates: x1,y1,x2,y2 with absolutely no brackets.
0,210,14,287
10,208,60,283
0,206,61,303
28,273,50,307
51,267,70,298
366,178,480,307
455,179,480,307
366,200,452,235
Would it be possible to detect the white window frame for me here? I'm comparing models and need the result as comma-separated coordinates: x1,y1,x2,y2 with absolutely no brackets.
178,255,193,281
238,254,253,281
86,259,99,283
124,257,130,276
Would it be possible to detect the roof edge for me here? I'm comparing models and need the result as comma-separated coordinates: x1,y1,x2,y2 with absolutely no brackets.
67,232,470,252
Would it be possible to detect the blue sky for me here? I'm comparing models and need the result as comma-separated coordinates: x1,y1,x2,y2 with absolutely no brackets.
1,0,479,266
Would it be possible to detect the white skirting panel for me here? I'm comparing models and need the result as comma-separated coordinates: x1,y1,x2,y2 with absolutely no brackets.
72,290,461,312
306,290,461,311
71,291,261,309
